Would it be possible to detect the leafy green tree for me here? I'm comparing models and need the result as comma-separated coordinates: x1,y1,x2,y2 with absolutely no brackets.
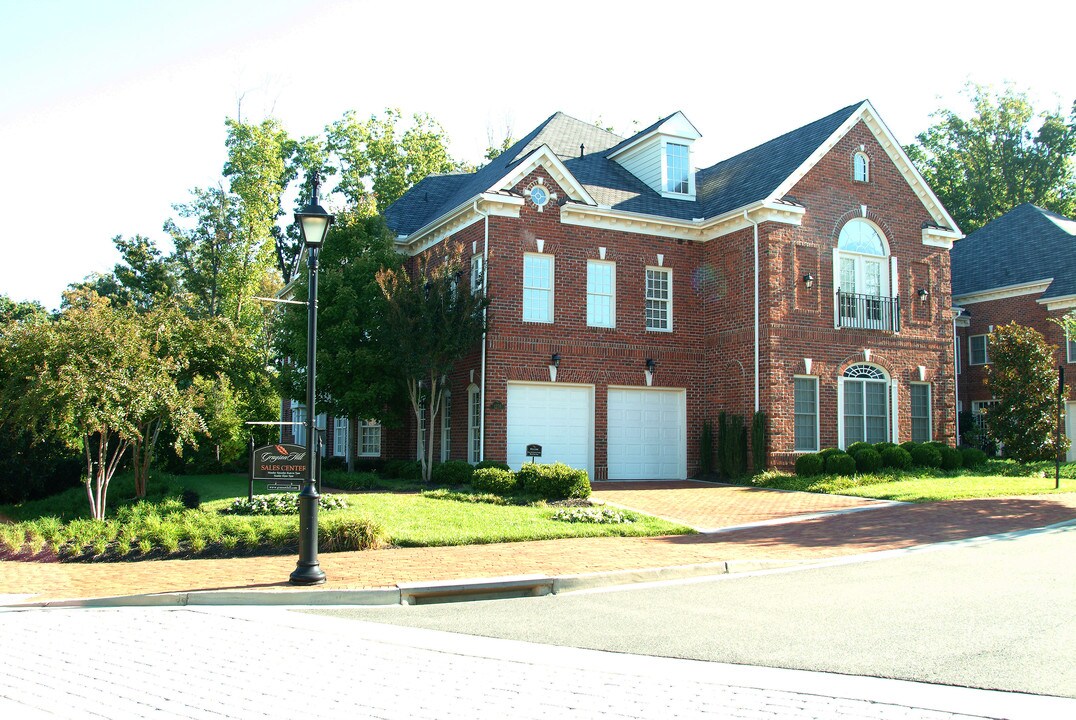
0,291,204,518
0,295,48,327
375,246,489,482
906,83,1076,232
275,213,404,469
984,322,1069,462
66,234,178,311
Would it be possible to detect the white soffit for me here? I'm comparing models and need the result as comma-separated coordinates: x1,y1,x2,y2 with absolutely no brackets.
953,278,1053,305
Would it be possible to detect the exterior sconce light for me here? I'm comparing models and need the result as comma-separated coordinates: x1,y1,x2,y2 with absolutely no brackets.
918,288,929,301
646,358,656,374
803,273,814,288
551,353,561,368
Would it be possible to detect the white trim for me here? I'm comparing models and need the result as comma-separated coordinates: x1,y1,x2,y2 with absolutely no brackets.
645,265,673,332
559,200,805,243
910,382,932,442
522,252,555,324
1038,293,1076,312
793,375,820,453
923,226,960,248
440,390,452,463
607,111,701,160
332,417,349,458
586,259,616,328
358,420,381,458
467,384,481,464
497,144,597,206
968,334,990,365
397,193,523,256
954,279,1053,305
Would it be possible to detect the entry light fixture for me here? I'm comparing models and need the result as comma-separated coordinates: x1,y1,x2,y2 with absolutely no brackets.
551,353,561,368
294,173,334,249
918,288,929,301
646,358,656,374
803,273,815,288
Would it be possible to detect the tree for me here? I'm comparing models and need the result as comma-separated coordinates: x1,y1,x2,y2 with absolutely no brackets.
0,291,204,518
66,234,178,311
375,246,489,482
983,322,1069,462
906,83,1076,232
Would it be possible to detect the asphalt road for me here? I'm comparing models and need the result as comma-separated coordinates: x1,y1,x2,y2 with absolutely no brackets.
310,526,1076,698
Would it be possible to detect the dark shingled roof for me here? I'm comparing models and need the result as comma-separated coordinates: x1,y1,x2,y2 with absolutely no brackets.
384,102,865,236
951,203,1076,300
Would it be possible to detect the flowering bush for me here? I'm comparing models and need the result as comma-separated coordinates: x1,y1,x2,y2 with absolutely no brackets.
220,493,349,516
551,507,635,524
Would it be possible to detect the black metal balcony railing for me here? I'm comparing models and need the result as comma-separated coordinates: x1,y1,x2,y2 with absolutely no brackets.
837,290,901,332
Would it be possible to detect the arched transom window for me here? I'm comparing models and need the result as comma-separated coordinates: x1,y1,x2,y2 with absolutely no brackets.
840,363,890,446
853,152,870,182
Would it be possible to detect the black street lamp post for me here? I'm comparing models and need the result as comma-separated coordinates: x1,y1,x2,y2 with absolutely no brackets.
290,174,333,586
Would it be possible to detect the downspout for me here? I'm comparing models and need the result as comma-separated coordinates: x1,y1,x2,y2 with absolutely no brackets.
474,199,489,461
745,210,760,412
953,312,960,439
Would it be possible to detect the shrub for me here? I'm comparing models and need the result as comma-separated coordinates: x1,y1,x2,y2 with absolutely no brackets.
699,420,714,475
873,442,897,453
471,468,518,495
880,446,913,469
422,488,508,505
180,488,201,510
824,452,856,476
474,460,511,471
382,459,422,480
431,460,474,486
939,445,963,470
722,414,747,477
751,411,767,472
961,447,988,468
551,507,636,524
795,453,824,477
909,443,942,468
818,447,843,460
322,456,347,472
220,493,349,516
517,462,591,500
852,448,882,473
900,441,919,453
319,516,385,552
846,442,874,456
323,471,380,491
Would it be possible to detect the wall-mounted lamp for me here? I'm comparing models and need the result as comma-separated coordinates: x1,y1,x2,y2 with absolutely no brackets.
551,353,561,368
917,288,929,301
645,358,656,374
803,273,815,288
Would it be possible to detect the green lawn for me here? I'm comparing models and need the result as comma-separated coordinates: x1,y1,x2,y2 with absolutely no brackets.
746,459,1076,503
0,472,693,561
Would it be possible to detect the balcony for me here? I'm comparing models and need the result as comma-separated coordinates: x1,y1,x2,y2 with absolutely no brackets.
837,290,901,332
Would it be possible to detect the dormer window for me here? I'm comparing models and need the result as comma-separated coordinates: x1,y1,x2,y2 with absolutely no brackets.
666,142,690,194
853,152,870,182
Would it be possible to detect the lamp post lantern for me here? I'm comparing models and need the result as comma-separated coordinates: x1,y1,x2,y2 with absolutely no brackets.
290,173,334,586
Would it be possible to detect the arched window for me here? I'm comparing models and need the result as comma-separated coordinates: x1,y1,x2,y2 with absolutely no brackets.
853,152,869,182
835,219,897,331
840,364,891,446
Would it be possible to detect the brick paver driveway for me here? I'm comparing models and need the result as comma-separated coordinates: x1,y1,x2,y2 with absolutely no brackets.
591,480,896,531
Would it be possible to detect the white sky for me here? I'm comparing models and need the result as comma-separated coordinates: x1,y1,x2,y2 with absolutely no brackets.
2,0,1074,309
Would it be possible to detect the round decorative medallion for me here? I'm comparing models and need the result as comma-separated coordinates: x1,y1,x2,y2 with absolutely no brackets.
529,185,549,208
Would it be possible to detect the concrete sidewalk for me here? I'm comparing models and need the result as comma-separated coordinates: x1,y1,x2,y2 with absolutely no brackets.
3,486,1075,608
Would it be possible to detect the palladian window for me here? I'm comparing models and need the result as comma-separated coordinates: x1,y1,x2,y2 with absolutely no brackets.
835,219,899,332
839,364,891,447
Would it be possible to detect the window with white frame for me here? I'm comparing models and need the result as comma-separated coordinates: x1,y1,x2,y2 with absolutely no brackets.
359,420,381,457
1067,331,1076,363
794,376,819,452
441,391,451,462
971,399,999,433
969,334,989,365
333,417,349,457
853,152,870,182
522,253,553,323
292,404,307,447
910,383,932,442
470,255,484,294
836,219,892,331
316,414,327,455
955,334,962,374
587,260,615,328
417,396,426,460
841,364,890,445
468,384,481,463
645,267,672,331
665,142,690,194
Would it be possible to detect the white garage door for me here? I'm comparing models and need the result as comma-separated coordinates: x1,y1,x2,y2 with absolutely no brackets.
506,383,593,475
607,387,686,480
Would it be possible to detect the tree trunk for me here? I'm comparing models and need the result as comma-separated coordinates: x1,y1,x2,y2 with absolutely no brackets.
346,415,356,473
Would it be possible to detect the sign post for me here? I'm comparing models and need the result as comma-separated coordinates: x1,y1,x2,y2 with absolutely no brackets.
526,444,542,464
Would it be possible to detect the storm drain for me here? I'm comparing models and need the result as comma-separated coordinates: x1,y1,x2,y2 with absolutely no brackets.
397,575,554,605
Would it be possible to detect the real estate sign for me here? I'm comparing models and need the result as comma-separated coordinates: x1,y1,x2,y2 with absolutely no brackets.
252,444,308,481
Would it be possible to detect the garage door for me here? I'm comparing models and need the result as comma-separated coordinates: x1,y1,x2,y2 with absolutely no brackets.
506,383,593,475
607,387,686,480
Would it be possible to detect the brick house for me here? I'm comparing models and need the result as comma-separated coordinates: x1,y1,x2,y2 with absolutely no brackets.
294,101,961,477
951,203,1076,459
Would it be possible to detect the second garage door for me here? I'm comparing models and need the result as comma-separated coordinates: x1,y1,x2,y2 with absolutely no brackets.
607,387,686,480
506,382,593,476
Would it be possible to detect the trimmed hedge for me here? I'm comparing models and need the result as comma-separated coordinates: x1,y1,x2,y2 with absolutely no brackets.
824,452,856,476
474,459,511,472
909,443,942,468
846,442,874,457
382,459,422,480
880,446,912,469
795,453,824,477
961,447,987,468
852,448,882,473
471,468,518,495
939,445,963,470
431,460,474,486
516,462,591,500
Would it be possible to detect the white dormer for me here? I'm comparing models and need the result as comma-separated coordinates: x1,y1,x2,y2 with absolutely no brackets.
608,111,701,200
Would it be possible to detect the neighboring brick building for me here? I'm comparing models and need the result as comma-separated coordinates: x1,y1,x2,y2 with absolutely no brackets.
951,203,1076,459
303,101,961,478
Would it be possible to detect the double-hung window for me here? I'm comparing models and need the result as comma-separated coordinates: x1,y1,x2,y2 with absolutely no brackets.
441,391,451,462
794,377,819,452
1067,332,1076,363
910,383,932,442
470,255,484,294
665,142,690,194
468,385,481,464
587,260,615,328
292,404,306,447
359,420,381,457
841,364,890,445
333,417,349,457
523,253,553,323
645,267,672,331
969,334,989,365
